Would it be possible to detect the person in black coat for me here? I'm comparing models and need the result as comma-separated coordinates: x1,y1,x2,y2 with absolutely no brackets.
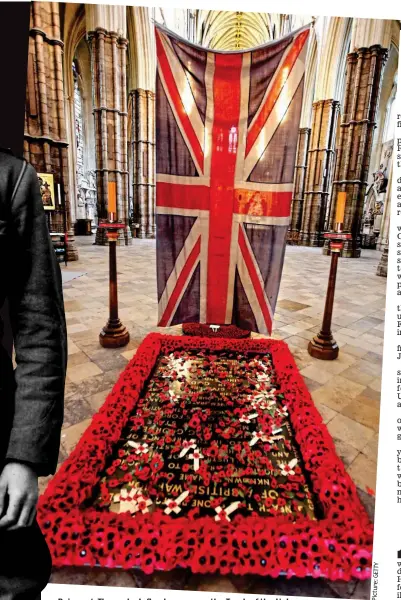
0,148,67,598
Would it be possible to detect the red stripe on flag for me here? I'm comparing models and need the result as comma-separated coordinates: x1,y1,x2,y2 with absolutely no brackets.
245,29,309,157
158,236,201,327
156,30,204,174
238,226,272,334
234,189,293,217
156,182,210,211
207,52,243,324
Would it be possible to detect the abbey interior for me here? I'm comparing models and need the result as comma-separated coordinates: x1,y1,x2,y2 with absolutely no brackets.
25,3,399,598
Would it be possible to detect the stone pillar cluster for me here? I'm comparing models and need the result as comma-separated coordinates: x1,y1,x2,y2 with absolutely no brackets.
287,127,310,244
88,27,132,246
326,45,388,257
24,2,78,260
130,88,156,238
299,99,339,247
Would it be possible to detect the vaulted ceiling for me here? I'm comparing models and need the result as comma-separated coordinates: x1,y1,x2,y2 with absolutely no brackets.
154,9,311,51
195,11,289,50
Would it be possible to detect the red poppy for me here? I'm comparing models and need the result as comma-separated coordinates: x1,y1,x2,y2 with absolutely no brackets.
135,465,151,481
150,453,164,473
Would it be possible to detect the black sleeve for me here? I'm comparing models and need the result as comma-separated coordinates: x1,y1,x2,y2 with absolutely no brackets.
6,161,67,476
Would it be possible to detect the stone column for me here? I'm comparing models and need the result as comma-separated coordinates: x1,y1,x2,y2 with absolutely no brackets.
88,27,132,246
376,245,388,277
130,88,156,238
287,127,311,244
376,160,392,277
298,99,339,247
24,2,78,260
326,45,388,257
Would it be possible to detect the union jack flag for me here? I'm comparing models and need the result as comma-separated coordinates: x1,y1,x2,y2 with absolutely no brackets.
155,24,310,334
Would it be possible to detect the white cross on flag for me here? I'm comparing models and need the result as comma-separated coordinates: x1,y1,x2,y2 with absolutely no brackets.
155,24,310,334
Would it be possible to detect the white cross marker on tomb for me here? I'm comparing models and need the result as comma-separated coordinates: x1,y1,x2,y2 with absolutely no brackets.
214,501,241,522
256,372,271,382
249,431,268,446
119,499,138,514
136,495,153,514
278,458,298,476
267,434,285,444
179,439,197,458
118,488,140,514
164,490,190,515
239,412,258,423
279,405,289,417
188,450,204,471
127,440,149,455
251,398,275,411
169,389,179,402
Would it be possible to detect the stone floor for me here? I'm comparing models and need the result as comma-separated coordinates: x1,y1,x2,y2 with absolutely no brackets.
46,236,386,598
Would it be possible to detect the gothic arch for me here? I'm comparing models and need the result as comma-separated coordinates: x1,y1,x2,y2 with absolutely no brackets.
63,3,98,228
314,17,352,102
300,25,317,128
382,69,397,142
297,17,352,247
155,7,189,39
63,3,86,224
127,6,156,92
363,38,398,251
72,41,97,224
371,41,399,167
333,19,352,104
72,41,96,170
127,6,156,237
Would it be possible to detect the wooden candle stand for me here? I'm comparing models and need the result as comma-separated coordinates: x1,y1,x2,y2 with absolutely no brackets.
98,222,130,349
308,231,351,360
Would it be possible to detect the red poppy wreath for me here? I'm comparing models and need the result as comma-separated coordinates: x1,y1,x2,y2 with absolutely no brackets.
38,333,373,580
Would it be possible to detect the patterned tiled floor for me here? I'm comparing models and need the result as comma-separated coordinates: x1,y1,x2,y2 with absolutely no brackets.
46,236,386,598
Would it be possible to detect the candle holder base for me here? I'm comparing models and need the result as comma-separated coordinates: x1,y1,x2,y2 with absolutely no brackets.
99,319,130,348
307,232,352,361
98,221,129,349
308,332,339,360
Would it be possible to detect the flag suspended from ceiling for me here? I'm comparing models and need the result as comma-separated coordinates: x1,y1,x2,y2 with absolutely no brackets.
155,23,310,334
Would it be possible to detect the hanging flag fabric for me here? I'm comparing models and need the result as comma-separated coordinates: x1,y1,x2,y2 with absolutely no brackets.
155,23,310,334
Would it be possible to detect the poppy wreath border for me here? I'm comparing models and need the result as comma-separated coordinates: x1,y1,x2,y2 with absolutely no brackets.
38,333,373,580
